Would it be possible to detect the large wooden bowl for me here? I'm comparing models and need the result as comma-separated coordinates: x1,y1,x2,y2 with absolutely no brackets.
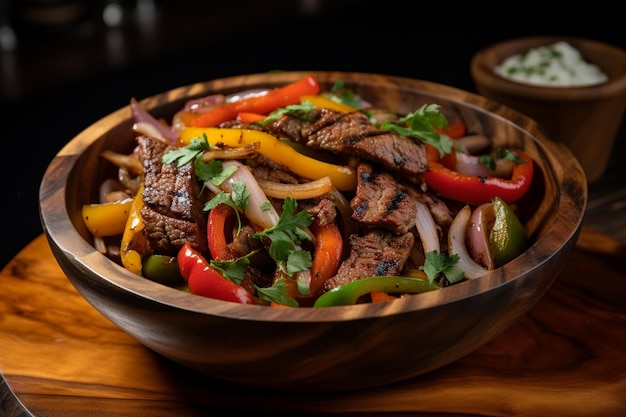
39,71,586,392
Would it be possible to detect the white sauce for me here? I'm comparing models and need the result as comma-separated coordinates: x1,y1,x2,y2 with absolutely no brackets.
494,41,608,87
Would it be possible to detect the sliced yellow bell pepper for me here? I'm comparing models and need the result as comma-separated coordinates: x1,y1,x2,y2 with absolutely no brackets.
82,198,133,237
120,183,147,275
178,127,357,191
300,95,356,113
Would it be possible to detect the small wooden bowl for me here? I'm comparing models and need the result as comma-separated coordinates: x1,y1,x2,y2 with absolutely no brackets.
39,71,587,392
471,36,626,183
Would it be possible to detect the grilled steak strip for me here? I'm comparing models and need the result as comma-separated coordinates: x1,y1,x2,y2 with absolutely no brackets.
324,230,414,291
302,109,429,176
137,136,208,255
351,162,417,235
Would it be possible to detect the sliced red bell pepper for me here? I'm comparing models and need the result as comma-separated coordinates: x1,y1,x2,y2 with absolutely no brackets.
236,112,267,123
177,242,255,304
434,121,466,139
207,203,237,261
191,74,320,127
309,220,343,296
422,144,534,206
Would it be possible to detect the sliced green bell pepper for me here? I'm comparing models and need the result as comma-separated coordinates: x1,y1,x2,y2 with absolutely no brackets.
142,254,183,285
313,276,440,307
489,197,528,267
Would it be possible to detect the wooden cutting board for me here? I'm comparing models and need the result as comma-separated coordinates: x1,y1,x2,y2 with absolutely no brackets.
1,228,625,417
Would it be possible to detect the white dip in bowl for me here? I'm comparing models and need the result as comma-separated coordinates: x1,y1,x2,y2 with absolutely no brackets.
494,41,608,87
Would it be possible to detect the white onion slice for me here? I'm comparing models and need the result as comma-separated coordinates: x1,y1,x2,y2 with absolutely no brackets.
449,206,488,279
257,176,334,200
218,160,280,230
414,198,440,255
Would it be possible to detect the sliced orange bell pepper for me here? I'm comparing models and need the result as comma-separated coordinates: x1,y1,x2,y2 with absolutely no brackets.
308,220,343,296
236,112,267,123
434,121,466,139
370,291,398,303
191,74,320,127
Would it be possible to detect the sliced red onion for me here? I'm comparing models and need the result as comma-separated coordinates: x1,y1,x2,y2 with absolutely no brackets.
219,160,314,294
130,98,179,145
454,134,491,154
453,152,515,179
466,203,495,269
219,160,280,229
454,152,490,177
414,198,440,255
448,205,488,279
133,121,167,143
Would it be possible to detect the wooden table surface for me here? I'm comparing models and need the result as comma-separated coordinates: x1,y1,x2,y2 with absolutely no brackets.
1,227,625,417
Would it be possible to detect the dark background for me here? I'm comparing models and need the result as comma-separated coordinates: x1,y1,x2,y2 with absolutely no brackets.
1,0,624,268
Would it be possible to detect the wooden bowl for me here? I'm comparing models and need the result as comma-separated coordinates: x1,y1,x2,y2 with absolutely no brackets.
470,36,626,183
39,71,586,392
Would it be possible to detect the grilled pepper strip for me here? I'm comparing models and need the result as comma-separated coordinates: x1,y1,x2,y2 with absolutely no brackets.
191,74,320,127
142,254,183,284
309,220,343,297
179,127,357,191
314,276,440,307
82,197,133,237
300,95,356,113
422,144,534,205
207,203,237,261
490,197,528,267
120,183,147,275
177,242,255,304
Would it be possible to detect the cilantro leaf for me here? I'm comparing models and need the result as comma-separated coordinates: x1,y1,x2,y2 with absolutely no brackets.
253,197,313,276
258,102,317,126
211,254,299,307
496,148,526,163
204,191,244,233
328,79,363,108
380,104,454,157
162,136,210,166
229,181,249,214
210,255,251,284
256,278,299,307
194,158,234,185
420,251,463,284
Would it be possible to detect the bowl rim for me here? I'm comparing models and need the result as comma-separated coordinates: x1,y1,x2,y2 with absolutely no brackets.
470,35,626,100
39,71,587,322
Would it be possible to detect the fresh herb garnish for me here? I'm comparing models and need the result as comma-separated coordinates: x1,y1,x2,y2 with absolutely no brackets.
257,101,317,126
380,104,454,157
420,251,463,284
211,253,299,307
162,134,210,166
253,197,313,276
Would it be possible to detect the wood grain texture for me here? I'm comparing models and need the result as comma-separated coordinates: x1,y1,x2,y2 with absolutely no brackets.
1,229,625,417
35,72,588,392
